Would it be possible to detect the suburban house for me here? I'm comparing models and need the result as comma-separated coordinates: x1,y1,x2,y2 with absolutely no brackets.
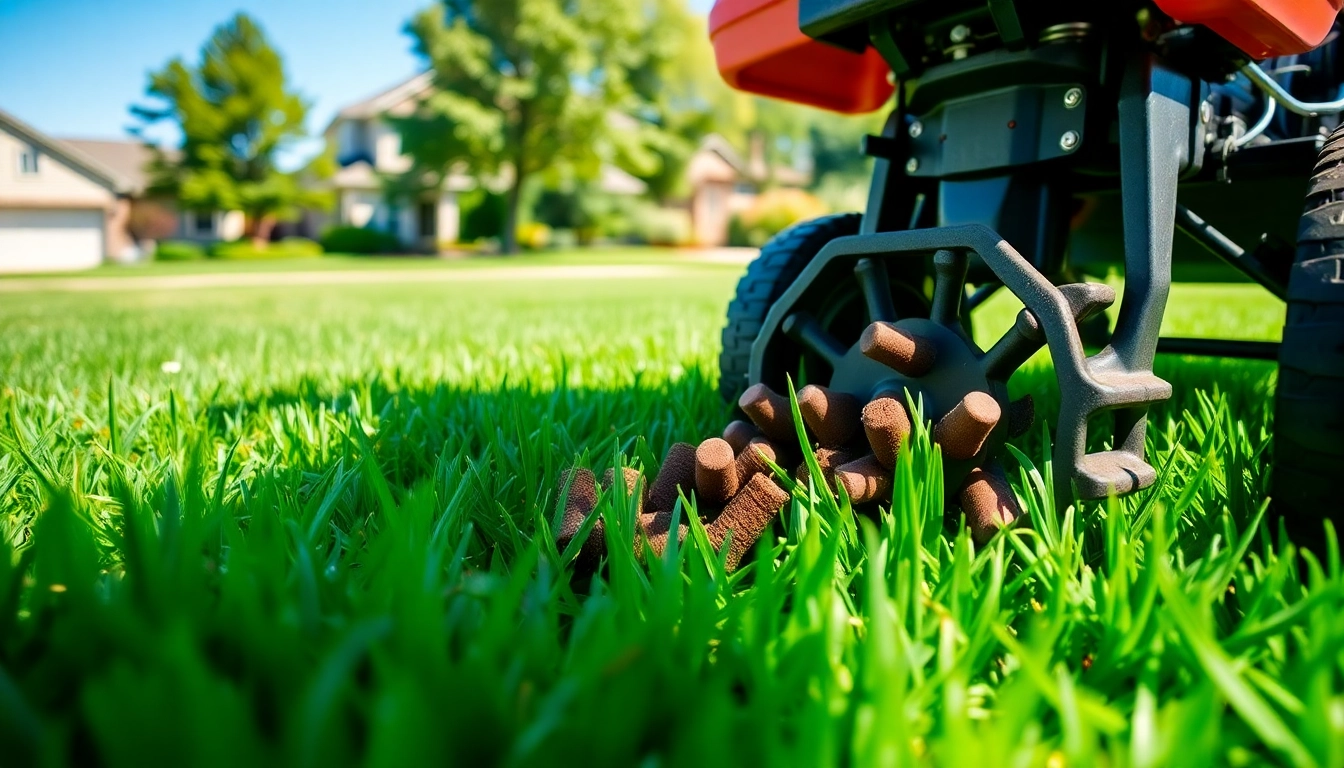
686,133,811,246
322,74,650,251
0,106,255,273
2,82,813,272
59,138,245,246
319,73,811,248
0,108,138,272
322,73,470,250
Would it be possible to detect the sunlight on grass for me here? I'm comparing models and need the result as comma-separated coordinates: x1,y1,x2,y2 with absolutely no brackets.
1,266,1338,766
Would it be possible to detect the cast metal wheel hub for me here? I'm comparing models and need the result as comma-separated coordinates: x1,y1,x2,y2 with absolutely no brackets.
735,247,1116,542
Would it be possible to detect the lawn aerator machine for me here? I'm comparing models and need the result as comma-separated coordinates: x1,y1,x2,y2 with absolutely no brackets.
559,0,1344,566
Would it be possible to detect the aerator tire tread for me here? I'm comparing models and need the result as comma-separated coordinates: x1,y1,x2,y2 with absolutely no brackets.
1274,122,1344,530
718,214,863,402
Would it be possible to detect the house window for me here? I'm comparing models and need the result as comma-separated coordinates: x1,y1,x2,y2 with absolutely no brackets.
418,200,436,238
17,145,39,175
192,211,215,235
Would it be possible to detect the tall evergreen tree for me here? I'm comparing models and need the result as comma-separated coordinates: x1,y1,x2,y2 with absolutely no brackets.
133,14,329,246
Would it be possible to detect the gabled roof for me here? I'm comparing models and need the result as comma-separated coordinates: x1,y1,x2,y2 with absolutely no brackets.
599,164,647,196
698,134,747,174
0,107,132,194
330,72,434,128
60,138,167,196
691,133,812,188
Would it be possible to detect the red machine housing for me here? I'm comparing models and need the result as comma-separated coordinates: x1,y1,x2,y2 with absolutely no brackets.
1153,0,1341,58
709,0,1341,114
708,0,894,113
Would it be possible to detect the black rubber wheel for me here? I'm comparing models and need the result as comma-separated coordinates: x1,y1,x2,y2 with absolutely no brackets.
718,214,864,402
1273,122,1344,532
718,214,933,403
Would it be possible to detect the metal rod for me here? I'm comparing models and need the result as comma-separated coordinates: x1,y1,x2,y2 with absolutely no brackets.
782,312,849,369
965,282,1001,313
981,310,1045,381
907,192,927,231
1156,337,1279,360
854,258,898,323
1232,97,1276,148
1243,62,1344,117
1174,205,1287,300
929,249,967,325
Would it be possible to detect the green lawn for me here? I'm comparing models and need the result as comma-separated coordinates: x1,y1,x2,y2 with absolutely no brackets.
1,258,1337,767
0,246,743,280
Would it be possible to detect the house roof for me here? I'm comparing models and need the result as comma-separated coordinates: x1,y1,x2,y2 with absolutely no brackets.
60,138,166,196
0,107,132,194
327,74,650,198
690,133,811,188
329,72,434,130
698,134,747,175
599,164,647,196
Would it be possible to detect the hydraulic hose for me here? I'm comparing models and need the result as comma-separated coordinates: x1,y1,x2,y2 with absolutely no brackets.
1242,61,1344,116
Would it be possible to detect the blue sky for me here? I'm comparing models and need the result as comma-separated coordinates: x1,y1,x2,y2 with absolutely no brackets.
0,0,715,161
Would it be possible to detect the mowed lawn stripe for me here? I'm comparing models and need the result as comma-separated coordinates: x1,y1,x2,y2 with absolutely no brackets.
0,263,693,293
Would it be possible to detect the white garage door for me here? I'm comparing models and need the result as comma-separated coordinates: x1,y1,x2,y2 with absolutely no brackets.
0,208,104,273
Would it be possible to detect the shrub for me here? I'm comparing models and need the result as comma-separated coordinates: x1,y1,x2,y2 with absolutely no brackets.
515,222,552,250
727,215,751,250
127,201,180,242
154,240,206,262
729,188,830,247
459,188,508,243
319,227,401,255
210,237,323,260
533,189,580,230
625,203,691,247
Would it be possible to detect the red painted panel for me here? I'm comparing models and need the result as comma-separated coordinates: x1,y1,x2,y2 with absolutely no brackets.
1154,0,1341,58
709,0,894,114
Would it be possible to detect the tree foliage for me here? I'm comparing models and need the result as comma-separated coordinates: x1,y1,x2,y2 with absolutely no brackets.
132,13,331,245
400,0,892,251
400,0,670,253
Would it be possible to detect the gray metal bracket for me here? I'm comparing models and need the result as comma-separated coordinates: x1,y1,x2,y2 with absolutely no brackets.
1072,55,1188,498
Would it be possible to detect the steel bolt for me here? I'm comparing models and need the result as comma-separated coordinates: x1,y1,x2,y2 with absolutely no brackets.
905,157,920,174
908,120,923,138
1063,87,1083,109
1059,131,1080,151
950,24,971,43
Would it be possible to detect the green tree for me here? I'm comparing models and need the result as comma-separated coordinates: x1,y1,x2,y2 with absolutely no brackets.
618,0,717,203
399,0,663,253
621,0,881,204
132,13,330,247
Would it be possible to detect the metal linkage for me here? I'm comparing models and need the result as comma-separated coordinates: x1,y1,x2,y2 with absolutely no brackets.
1243,62,1344,117
1174,205,1288,299
1157,338,1280,360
